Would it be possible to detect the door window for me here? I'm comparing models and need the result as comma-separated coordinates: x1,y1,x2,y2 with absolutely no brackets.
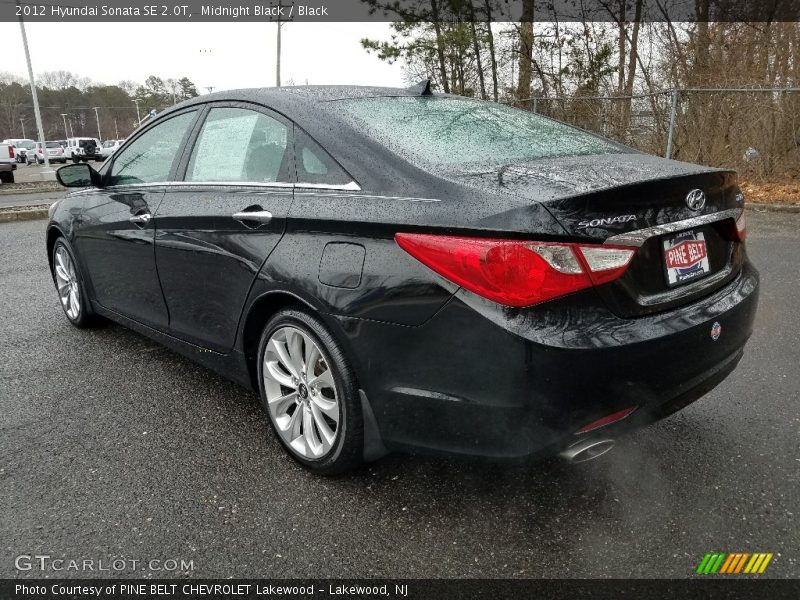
108,111,197,186
186,107,290,183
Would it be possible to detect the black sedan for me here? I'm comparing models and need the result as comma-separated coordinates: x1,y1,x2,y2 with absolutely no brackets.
47,85,758,474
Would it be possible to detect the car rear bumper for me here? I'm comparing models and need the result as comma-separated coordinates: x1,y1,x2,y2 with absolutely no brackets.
336,260,759,459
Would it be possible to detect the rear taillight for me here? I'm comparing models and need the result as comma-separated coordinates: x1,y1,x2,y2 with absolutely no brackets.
722,209,746,243
395,233,637,307
734,209,746,242
8,146,14,158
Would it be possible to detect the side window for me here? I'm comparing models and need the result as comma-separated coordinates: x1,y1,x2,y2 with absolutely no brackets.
186,107,290,183
108,111,197,186
295,130,354,186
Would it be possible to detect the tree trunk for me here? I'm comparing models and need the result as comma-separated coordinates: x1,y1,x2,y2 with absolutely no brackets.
621,0,643,138
468,9,487,100
483,1,499,101
430,0,450,93
516,0,534,101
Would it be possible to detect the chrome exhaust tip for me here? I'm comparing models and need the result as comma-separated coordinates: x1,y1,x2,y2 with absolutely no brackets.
559,438,615,463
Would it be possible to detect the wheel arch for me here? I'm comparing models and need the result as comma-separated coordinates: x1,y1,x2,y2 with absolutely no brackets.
45,224,66,276
240,290,317,391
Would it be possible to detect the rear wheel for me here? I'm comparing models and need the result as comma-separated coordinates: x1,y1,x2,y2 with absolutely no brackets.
0,171,12,184
51,238,96,328
257,308,363,475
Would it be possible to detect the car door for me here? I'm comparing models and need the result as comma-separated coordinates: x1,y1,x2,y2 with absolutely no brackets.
73,109,200,330
152,103,295,353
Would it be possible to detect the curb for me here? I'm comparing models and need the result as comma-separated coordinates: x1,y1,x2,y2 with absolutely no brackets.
0,206,49,223
0,186,62,196
749,203,800,214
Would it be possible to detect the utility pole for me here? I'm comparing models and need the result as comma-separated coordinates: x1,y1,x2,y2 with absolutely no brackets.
19,118,25,138
273,1,293,87
93,106,102,142
17,7,49,170
133,98,141,123
60,113,69,139
114,118,119,139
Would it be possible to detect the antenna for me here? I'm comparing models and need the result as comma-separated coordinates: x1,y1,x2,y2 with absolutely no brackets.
409,79,433,96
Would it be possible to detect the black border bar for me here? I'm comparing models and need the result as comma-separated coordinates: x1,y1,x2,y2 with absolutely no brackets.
2,0,800,23
3,579,800,600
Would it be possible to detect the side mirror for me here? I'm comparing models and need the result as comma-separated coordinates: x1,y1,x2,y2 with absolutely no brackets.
56,163,102,188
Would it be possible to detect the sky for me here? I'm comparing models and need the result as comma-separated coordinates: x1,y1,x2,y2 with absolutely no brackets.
0,21,406,90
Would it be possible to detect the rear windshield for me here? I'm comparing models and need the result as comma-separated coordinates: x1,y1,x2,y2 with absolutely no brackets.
46,142,60,148
338,96,623,168
17,140,36,150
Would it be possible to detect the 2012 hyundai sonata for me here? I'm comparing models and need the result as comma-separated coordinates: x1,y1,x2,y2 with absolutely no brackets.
47,84,759,473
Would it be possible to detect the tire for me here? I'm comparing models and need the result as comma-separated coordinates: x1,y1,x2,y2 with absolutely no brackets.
72,156,80,164
0,171,12,184
51,238,97,328
257,307,364,475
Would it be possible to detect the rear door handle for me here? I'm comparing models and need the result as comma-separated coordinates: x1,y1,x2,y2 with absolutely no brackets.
129,213,151,226
232,210,273,224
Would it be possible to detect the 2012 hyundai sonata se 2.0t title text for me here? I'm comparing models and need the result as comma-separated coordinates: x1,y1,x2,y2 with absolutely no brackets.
47,83,758,474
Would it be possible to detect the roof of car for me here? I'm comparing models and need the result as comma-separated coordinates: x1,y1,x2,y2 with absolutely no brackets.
164,85,443,123
204,85,427,103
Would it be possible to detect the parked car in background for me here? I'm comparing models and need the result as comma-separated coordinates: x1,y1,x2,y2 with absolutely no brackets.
35,141,68,164
100,139,124,158
3,138,36,164
63,137,103,162
0,142,17,182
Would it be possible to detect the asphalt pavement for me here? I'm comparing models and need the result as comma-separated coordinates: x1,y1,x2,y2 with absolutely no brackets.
1,211,798,579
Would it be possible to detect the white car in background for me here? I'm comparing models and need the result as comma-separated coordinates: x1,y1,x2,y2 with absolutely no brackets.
2,138,36,164
100,139,125,158
34,141,68,164
0,142,17,183
63,137,103,162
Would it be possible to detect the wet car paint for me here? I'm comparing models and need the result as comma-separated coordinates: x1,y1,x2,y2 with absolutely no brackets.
46,86,759,459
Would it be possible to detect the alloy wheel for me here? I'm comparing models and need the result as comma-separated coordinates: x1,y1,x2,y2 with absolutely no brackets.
54,246,81,320
262,326,341,459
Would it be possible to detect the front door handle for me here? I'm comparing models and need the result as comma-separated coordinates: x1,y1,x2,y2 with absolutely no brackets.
129,213,151,226
232,209,273,225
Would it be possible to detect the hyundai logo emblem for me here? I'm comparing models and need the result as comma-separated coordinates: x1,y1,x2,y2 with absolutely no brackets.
686,189,706,211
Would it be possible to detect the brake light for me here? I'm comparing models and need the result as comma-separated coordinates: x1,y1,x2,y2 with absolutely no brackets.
395,233,637,307
576,406,638,434
8,146,14,158
734,209,746,241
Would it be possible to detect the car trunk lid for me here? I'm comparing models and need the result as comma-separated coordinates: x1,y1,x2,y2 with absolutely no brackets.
455,153,746,317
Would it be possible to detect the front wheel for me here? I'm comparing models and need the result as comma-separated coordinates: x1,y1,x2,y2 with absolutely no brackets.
257,308,364,475
51,238,96,328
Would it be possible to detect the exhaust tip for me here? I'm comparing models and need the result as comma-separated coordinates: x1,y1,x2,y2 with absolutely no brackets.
560,438,615,463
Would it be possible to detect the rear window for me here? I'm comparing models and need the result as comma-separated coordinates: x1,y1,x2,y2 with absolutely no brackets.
338,96,623,168
46,142,60,148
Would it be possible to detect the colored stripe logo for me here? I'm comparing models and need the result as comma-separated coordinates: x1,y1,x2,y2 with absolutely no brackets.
696,552,773,574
